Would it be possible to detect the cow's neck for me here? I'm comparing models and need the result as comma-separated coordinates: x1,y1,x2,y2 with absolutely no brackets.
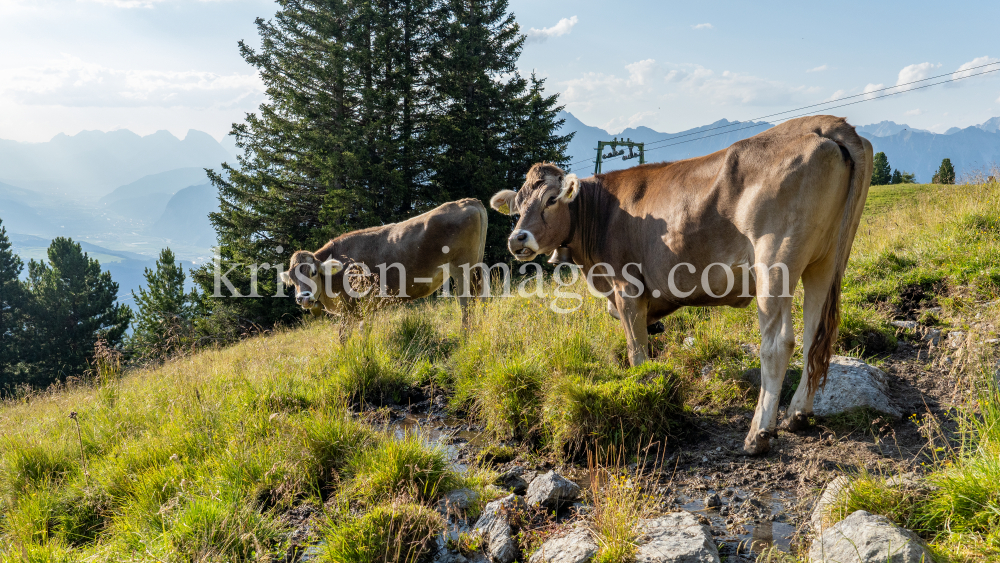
559,179,609,270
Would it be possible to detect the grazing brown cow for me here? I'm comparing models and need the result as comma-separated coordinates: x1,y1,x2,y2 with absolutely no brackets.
280,198,487,325
490,116,873,455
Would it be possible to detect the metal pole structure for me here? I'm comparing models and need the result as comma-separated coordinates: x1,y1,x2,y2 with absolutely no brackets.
595,138,644,175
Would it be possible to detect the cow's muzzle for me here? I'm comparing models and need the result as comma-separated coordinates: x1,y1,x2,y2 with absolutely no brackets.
507,229,539,260
295,291,316,307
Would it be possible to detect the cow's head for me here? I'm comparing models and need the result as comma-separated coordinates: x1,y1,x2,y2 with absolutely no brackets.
279,250,344,308
490,163,579,261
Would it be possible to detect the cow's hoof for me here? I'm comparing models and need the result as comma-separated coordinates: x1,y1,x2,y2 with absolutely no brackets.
646,321,666,336
780,411,810,432
742,430,771,456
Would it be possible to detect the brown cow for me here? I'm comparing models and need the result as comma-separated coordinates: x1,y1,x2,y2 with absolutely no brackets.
490,116,873,455
280,198,487,325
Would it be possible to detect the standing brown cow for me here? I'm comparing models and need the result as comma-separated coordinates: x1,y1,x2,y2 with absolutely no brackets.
280,198,488,325
490,116,873,455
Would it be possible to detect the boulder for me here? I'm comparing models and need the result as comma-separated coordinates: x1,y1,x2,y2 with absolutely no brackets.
528,526,597,563
809,510,934,563
891,320,918,330
440,488,479,516
635,512,720,563
810,475,850,532
525,471,580,509
923,329,942,346
496,468,530,495
473,494,526,563
812,356,902,419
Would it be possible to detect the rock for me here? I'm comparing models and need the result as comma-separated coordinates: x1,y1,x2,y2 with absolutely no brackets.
810,475,850,531
440,488,479,516
739,343,759,357
947,331,966,348
809,510,934,563
635,512,720,563
525,471,580,509
986,338,1000,345
528,526,597,563
812,356,902,419
473,494,526,563
496,468,530,495
704,493,722,508
741,368,799,400
923,329,942,345
891,320,918,330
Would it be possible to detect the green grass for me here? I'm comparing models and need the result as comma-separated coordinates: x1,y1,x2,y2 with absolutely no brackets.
1,179,999,561
320,503,444,563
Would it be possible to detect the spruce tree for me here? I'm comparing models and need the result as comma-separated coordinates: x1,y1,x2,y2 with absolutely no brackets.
890,169,902,185
22,238,131,385
932,158,955,184
131,248,194,359
871,152,891,185
0,220,28,389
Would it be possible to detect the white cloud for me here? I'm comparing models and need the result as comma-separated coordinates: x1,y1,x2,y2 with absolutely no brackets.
524,16,578,44
826,89,847,101
0,55,264,108
905,109,925,116
863,83,884,100
626,59,659,87
806,65,828,73
952,56,1000,81
692,23,713,30
895,62,941,90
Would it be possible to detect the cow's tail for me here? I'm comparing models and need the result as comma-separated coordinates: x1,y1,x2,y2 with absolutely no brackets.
470,200,489,299
807,125,873,394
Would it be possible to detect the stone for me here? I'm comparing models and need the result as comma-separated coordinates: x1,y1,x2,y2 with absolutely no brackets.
473,494,526,563
635,512,720,563
809,510,934,563
704,493,722,508
440,488,479,516
812,356,902,419
923,329,942,345
947,331,966,348
525,471,580,509
496,468,530,495
891,320,918,330
739,343,759,357
528,526,597,563
810,475,850,532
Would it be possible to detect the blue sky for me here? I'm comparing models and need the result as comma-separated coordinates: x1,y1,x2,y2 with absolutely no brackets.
2,0,998,142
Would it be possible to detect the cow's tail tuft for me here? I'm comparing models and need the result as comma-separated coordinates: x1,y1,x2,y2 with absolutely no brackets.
807,125,872,394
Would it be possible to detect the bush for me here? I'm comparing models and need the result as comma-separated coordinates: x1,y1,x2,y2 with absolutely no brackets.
348,434,457,504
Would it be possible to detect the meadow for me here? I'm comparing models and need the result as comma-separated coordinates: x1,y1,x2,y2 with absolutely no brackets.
1,181,998,562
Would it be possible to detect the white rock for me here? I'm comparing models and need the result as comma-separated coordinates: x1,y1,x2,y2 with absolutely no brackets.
635,512,720,563
473,494,525,563
525,471,580,509
985,338,999,345
812,356,902,419
891,320,918,330
947,331,966,348
810,475,850,532
923,329,942,345
809,510,934,563
528,526,597,563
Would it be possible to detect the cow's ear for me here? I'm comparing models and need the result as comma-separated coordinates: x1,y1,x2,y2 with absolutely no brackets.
490,190,517,215
279,271,292,285
320,258,344,276
558,174,580,202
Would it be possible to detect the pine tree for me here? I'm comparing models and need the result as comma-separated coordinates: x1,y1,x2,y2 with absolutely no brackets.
0,220,28,389
131,248,194,359
932,158,955,184
22,238,131,385
871,152,891,185
890,169,903,185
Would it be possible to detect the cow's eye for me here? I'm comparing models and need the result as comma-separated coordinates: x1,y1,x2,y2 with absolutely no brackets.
546,196,558,206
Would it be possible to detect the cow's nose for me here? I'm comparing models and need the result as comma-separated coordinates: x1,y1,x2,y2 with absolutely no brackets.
515,232,528,242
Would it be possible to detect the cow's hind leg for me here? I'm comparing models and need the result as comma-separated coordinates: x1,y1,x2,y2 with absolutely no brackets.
782,255,838,431
451,265,473,327
744,278,798,455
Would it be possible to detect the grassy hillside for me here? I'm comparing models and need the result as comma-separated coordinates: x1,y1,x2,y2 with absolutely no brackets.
1,181,998,562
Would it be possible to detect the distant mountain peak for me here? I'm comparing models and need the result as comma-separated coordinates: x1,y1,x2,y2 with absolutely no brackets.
855,120,930,137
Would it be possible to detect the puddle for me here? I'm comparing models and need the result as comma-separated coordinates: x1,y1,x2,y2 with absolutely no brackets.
388,412,486,472
680,488,796,553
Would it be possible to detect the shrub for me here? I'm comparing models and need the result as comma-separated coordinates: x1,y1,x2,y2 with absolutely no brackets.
348,434,457,504
322,503,444,563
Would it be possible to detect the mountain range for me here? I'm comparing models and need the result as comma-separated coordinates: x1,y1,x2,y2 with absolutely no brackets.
557,111,1000,182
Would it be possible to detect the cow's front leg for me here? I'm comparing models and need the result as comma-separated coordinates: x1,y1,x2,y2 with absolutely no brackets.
744,294,795,455
614,286,648,366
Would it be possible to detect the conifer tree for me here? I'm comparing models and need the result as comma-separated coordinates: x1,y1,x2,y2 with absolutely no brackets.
932,158,955,184
131,248,194,359
22,238,131,385
871,152,891,185
0,220,28,389
890,168,902,185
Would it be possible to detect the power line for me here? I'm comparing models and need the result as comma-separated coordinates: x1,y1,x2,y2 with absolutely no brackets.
566,60,1000,174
